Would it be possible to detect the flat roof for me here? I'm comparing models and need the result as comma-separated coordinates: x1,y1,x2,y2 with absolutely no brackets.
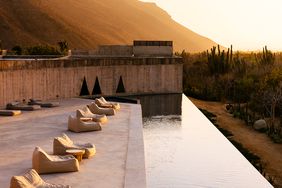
133,41,173,47
0,57,182,71
0,98,146,188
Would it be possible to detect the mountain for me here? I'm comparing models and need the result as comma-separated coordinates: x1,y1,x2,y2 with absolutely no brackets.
0,0,218,52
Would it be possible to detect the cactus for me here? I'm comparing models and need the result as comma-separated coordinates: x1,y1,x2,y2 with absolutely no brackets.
256,46,275,66
207,45,233,75
263,46,275,65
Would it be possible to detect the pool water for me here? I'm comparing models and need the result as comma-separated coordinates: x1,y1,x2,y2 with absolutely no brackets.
143,95,273,188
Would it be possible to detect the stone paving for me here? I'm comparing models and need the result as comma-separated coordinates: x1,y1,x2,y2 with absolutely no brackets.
0,98,146,188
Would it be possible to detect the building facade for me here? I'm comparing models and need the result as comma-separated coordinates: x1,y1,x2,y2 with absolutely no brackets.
0,41,183,107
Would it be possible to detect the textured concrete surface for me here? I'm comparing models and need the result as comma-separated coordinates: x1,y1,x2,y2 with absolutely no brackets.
0,98,146,188
0,59,182,106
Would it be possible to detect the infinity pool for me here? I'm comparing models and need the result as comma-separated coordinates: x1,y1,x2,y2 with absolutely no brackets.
142,94,273,188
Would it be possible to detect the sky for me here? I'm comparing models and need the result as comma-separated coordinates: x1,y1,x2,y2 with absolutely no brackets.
141,0,282,51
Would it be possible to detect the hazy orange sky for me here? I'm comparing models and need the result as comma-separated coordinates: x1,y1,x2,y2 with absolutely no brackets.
141,0,282,51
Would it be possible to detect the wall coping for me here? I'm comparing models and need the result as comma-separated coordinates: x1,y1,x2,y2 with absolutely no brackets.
0,56,182,71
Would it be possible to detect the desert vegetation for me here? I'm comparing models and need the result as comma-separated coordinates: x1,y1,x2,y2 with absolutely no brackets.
180,46,282,143
4,40,69,56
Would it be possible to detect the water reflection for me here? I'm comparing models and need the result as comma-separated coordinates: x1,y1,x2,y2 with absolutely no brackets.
143,115,182,130
137,94,182,117
143,94,273,188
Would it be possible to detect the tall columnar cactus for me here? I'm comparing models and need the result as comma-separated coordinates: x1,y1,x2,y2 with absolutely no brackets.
207,45,233,75
259,46,275,66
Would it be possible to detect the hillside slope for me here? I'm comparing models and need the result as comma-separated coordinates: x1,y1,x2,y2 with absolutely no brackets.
0,0,218,52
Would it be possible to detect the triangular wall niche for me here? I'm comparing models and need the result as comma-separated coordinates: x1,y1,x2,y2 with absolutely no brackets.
116,76,126,93
92,77,102,95
79,77,90,96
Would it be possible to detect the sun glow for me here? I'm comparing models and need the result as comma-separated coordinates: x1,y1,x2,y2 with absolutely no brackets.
141,0,282,51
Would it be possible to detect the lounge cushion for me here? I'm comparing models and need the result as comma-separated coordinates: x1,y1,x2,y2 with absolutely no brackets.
88,102,115,116
0,110,21,116
95,97,120,110
53,133,96,159
76,106,107,124
32,147,79,174
28,99,59,108
10,169,70,188
6,102,41,111
68,115,102,133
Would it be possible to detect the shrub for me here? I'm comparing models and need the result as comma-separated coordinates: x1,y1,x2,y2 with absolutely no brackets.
11,46,22,55
25,45,61,55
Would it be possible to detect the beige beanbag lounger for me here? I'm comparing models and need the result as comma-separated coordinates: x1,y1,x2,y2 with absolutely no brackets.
28,99,59,108
10,169,70,188
95,97,120,110
53,133,96,159
88,102,116,116
76,106,108,124
0,110,21,116
32,147,79,174
68,115,102,133
6,102,41,111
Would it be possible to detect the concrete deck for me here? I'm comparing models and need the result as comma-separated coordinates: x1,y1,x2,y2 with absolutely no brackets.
0,98,146,188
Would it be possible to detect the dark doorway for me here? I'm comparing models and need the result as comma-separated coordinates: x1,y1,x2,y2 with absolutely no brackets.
79,77,90,96
116,76,126,93
92,77,102,95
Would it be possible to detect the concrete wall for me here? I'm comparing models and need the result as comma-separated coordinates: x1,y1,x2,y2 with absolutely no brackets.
133,46,173,57
70,45,133,57
70,49,98,56
98,45,133,56
71,43,173,57
0,57,182,107
138,94,182,117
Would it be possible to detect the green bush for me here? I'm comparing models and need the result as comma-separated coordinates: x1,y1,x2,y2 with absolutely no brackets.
11,46,22,55
25,45,61,55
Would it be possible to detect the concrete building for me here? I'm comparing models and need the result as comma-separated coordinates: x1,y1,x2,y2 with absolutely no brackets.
133,40,173,57
70,40,173,57
0,41,182,107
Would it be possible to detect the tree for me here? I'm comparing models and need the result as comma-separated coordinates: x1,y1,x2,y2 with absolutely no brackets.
261,68,282,134
25,45,61,55
57,40,69,54
12,46,22,55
